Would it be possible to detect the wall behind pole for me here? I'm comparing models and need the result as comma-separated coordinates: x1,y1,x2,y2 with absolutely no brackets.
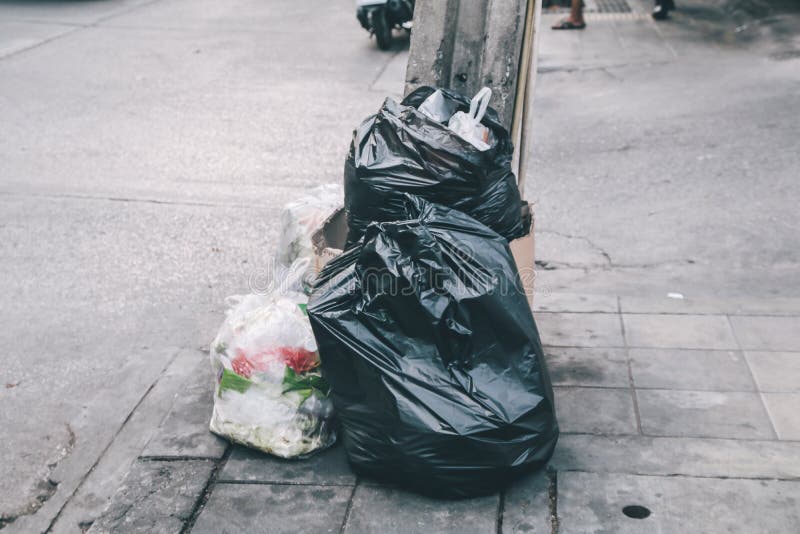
404,0,529,131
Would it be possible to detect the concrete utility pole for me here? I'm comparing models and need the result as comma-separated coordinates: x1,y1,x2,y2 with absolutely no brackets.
404,0,543,302
404,0,542,186
404,0,538,132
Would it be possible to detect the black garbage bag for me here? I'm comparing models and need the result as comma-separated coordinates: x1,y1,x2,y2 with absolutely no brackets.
343,86,529,246
308,195,558,498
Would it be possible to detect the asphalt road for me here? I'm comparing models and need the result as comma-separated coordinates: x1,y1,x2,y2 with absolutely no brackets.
0,0,406,528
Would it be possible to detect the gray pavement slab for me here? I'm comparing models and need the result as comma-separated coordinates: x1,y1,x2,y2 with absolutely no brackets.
87,459,214,534
535,229,611,269
533,293,619,313
502,470,554,534
218,444,355,487
619,295,732,315
551,433,800,479
622,314,738,350
636,389,775,440
545,347,630,388
554,387,637,435
191,483,352,534
5,346,185,534
344,485,499,534
629,348,755,391
50,348,206,534
726,299,800,316
535,312,624,347
730,316,800,351
620,295,800,316
539,12,675,73
556,471,800,533
531,2,800,299
141,360,227,459
762,393,800,441
745,351,800,393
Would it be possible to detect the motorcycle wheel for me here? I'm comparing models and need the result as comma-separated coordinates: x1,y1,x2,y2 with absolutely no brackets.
373,9,393,50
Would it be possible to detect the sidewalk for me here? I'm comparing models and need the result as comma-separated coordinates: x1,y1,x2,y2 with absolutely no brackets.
4,0,798,532
86,293,800,533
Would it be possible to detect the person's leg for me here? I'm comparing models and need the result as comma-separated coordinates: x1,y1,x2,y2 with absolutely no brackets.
570,0,585,25
553,0,585,29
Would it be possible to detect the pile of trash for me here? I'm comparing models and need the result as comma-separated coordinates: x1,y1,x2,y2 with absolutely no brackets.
207,87,558,498
309,195,558,497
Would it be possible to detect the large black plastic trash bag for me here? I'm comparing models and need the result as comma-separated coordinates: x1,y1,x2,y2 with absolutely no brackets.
343,86,529,246
308,196,558,498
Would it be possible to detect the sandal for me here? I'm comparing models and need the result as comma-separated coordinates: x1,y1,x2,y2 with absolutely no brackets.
552,19,586,30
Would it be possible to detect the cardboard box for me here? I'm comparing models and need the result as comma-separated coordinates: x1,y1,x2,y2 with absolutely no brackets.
311,205,535,306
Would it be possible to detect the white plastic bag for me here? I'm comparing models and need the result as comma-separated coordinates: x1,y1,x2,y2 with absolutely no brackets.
418,89,459,123
447,87,494,151
277,183,343,267
209,259,335,458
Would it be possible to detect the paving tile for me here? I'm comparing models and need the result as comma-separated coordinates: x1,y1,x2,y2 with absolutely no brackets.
218,443,355,486
557,472,800,533
554,387,637,435
622,313,738,349
544,347,629,388
533,293,618,313
140,362,227,459
730,298,800,316
762,393,800,440
630,348,755,391
620,295,800,316
730,316,800,351
88,459,214,534
192,483,352,534
636,389,774,439
620,295,730,315
503,469,554,534
620,296,800,316
534,312,624,347
746,351,800,392
551,434,800,479
343,485,498,534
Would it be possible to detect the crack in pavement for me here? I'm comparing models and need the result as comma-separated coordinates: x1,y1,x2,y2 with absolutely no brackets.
0,190,278,210
547,468,560,534
537,229,702,271
536,258,699,271
0,424,76,529
538,229,614,265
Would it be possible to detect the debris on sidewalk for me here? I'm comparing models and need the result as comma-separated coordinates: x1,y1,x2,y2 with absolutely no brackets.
209,259,335,459
308,195,558,498
278,183,343,272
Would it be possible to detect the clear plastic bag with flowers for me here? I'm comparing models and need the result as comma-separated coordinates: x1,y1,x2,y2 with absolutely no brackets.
209,259,335,458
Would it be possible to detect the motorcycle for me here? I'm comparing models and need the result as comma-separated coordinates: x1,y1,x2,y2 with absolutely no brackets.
356,0,415,50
